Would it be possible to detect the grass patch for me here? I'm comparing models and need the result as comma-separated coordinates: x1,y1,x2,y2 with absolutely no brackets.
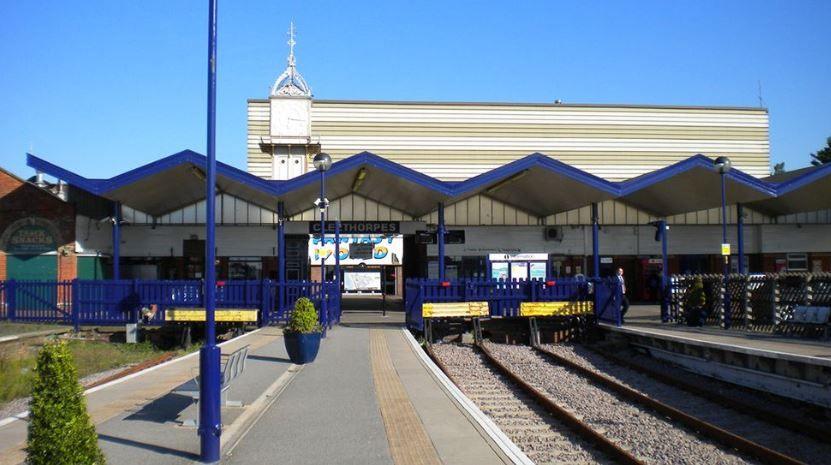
0,322,66,338
0,339,176,404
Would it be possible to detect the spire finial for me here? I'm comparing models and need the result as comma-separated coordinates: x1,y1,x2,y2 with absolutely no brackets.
287,21,296,67
270,21,311,97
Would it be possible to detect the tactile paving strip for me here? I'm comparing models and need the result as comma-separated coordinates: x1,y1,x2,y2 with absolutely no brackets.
370,330,442,465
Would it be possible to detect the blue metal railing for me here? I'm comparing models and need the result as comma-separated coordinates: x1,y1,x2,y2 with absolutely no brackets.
0,279,341,328
404,277,622,331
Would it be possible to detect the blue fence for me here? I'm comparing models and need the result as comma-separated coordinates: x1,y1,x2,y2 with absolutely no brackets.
404,277,622,331
0,279,341,328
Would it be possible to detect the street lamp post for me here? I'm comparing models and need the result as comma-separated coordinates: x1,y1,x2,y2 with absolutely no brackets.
199,0,221,461
313,153,332,331
714,156,732,328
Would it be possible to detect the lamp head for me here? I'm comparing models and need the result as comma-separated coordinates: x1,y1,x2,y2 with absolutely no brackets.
713,156,732,174
313,152,332,172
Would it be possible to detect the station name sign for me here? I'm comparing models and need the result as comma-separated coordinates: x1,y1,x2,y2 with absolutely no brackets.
309,221,399,235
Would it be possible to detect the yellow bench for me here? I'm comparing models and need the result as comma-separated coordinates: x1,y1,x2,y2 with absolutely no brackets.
519,301,594,317
422,301,489,318
164,308,259,323
422,301,489,344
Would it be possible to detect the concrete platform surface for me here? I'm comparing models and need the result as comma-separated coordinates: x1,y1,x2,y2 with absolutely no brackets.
0,313,511,465
613,305,831,363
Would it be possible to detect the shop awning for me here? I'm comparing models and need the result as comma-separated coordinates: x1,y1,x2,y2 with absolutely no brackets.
450,153,620,217
617,154,776,217
747,163,831,216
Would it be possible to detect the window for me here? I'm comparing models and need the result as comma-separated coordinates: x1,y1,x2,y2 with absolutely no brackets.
228,257,262,280
786,253,808,271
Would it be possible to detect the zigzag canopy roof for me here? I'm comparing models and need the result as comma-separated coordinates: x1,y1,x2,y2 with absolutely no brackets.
26,151,830,219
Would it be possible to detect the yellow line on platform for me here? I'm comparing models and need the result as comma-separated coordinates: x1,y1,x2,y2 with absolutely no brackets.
370,330,442,465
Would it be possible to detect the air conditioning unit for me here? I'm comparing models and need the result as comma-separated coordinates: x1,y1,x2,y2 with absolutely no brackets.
544,226,563,242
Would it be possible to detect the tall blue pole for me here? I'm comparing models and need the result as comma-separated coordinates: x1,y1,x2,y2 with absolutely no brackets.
437,203,446,281
736,203,745,274
334,219,341,323
591,203,600,279
277,201,286,317
319,168,327,332
720,172,731,329
659,220,669,322
112,202,121,280
199,0,221,461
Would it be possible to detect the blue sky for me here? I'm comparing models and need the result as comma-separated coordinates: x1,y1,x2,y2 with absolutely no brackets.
1,0,829,179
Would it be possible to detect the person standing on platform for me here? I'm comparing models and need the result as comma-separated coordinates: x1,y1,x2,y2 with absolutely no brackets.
617,267,629,322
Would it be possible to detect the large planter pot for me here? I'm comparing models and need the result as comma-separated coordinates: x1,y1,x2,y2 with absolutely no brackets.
284,331,322,364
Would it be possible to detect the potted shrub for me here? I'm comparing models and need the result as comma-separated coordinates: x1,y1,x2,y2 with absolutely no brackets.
284,297,323,364
684,277,707,327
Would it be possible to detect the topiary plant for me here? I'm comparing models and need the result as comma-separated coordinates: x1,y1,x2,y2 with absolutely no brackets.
286,297,322,334
27,341,105,465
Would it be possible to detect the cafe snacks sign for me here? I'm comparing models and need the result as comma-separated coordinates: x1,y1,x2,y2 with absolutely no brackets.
2,218,58,254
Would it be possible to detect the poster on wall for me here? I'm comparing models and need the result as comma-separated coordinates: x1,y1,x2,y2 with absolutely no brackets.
491,262,509,280
309,234,403,266
343,271,381,291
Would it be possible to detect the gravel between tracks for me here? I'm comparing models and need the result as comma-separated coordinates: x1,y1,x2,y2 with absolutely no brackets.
539,343,831,465
431,343,611,465
485,342,756,465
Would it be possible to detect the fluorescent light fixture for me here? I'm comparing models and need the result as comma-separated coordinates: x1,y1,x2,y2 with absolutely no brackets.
351,167,368,192
485,170,529,194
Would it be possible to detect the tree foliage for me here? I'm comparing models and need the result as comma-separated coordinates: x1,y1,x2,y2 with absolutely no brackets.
772,162,786,175
286,297,321,334
810,136,831,166
27,342,105,465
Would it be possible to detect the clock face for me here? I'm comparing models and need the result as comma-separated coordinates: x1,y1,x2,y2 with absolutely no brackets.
273,100,309,137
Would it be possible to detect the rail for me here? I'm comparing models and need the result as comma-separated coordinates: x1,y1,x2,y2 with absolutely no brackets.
405,277,622,331
668,272,831,337
0,279,341,329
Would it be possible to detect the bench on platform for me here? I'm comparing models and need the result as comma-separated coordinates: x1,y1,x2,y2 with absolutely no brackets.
173,344,250,426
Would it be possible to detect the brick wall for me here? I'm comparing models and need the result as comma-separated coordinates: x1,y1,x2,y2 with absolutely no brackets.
0,168,77,280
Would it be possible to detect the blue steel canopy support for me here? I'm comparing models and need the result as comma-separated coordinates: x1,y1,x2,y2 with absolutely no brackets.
437,203,446,281
591,203,600,279
659,220,669,322
199,0,221,461
335,219,341,290
112,202,121,280
737,203,745,274
719,170,731,329
277,201,286,317
319,168,328,333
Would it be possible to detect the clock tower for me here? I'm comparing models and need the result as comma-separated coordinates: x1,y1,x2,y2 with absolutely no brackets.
267,22,317,180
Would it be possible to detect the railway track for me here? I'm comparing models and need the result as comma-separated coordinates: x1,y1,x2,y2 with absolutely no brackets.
537,343,831,465
430,341,817,465
428,343,622,465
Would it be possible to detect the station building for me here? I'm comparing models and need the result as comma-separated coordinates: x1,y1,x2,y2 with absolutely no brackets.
3,36,831,302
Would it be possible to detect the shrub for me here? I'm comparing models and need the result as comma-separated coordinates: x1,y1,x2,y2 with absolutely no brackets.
27,342,105,465
286,297,322,334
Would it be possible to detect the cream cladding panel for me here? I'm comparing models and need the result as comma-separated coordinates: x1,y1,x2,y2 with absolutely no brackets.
310,101,770,181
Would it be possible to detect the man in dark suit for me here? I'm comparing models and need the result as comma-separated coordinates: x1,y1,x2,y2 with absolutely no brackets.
617,267,629,323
